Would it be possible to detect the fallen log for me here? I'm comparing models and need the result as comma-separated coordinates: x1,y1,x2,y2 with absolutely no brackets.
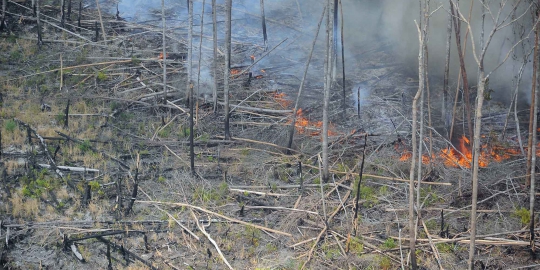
217,101,292,114
38,164,99,173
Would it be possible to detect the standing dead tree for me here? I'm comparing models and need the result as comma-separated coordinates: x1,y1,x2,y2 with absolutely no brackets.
67,0,72,21
36,0,43,46
322,0,334,182
449,0,473,141
339,0,346,118
408,1,429,267
529,0,540,257
448,0,538,267
223,0,232,140
443,4,452,138
161,0,167,101
212,0,218,112
61,0,66,27
188,0,195,175
286,6,326,153
260,0,267,51
1,0,6,31
196,0,207,111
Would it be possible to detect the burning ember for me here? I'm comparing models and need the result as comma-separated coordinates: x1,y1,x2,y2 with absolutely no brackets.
231,69,241,75
399,135,532,168
290,108,338,137
158,52,168,59
272,92,291,108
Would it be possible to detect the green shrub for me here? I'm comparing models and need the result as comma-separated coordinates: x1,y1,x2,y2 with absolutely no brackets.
78,140,92,153
4,119,16,132
513,207,531,225
382,238,397,249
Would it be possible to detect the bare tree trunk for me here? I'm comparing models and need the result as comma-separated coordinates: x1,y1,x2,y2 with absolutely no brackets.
36,0,42,46
528,15,539,188
196,0,206,126
67,0,72,21
161,0,167,101
77,0,81,30
286,6,326,152
443,6,452,138
450,0,472,140
408,4,430,267
223,0,232,140
95,0,106,41
188,0,195,175
212,0,218,112
259,0,267,51
332,0,338,81
530,3,540,256
468,74,486,270
322,0,333,183
187,0,193,105
1,0,7,31
61,0,66,27
339,0,346,118
468,1,485,266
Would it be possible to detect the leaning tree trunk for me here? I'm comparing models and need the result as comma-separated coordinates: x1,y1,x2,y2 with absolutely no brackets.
322,0,333,183
286,6,326,152
223,0,232,140
450,0,473,141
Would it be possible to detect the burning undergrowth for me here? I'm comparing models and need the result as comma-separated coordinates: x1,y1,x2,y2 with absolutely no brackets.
269,92,339,137
398,134,533,168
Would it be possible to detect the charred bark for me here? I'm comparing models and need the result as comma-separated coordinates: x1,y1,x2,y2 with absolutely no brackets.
61,0,66,27
64,99,70,129
260,0,267,51
0,0,6,32
36,0,42,46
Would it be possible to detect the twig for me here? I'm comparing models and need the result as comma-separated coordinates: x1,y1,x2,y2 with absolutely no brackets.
189,210,233,269
137,200,292,237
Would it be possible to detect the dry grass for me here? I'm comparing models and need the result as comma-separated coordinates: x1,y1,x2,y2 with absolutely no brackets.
9,193,39,219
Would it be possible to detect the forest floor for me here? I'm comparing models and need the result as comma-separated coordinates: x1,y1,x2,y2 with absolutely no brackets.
0,1,539,269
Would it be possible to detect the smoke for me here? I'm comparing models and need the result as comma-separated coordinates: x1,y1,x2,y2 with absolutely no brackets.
113,0,537,104
341,0,536,104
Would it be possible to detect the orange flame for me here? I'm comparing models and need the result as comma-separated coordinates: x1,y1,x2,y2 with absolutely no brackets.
158,52,168,59
230,69,241,75
289,109,338,137
273,92,291,108
400,135,527,168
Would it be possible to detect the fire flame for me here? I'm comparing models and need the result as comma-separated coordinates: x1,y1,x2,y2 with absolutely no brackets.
399,135,531,168
273,92,291,108
230,69,241,75
158,52,168,59
290,108,338,137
